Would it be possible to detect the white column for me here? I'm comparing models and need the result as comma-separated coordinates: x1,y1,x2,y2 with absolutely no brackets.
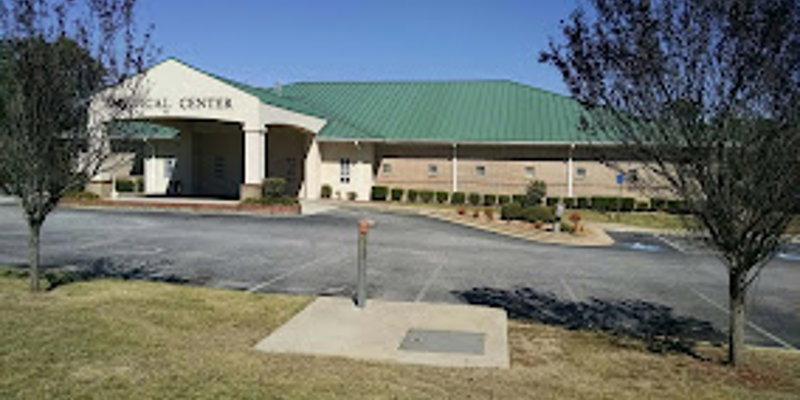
302,138,321,199
177,130,193,194
452,143,458,193
567,143,575,198
244,128,267,184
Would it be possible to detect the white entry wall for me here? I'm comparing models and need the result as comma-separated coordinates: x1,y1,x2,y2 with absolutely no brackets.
318,141,375,201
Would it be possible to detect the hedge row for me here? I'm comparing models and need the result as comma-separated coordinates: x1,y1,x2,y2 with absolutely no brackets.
115,178,144,193
371,186,512,206
544,196,688,214
500,203,556,223
370,186,689,214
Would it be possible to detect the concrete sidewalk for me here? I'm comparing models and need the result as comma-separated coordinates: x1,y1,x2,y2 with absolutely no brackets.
254,297,510,368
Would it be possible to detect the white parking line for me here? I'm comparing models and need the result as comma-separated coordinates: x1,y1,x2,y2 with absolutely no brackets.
248,254,346,293
690,288,796,350
414,263,444,302
560,278,578,302
655,234,701,254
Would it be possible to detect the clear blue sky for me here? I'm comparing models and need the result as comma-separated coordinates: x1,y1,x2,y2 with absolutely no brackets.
137,0,583,95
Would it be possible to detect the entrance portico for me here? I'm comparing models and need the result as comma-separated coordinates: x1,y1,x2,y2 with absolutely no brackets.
93,58,326,200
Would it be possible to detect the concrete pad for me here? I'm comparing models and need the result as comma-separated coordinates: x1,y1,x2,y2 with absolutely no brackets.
299,199,339,215
254,296,509,368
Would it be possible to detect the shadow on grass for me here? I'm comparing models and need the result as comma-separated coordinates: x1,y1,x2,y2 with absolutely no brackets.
454,286,725,359
2,258,187,290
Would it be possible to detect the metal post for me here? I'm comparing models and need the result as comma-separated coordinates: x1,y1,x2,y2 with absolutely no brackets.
356,219,370,308
554,201,564,232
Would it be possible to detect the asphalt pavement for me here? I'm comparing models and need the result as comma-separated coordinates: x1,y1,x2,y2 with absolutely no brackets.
0,199,797,350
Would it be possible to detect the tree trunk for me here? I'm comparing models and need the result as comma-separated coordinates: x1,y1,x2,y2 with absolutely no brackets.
728,270,746,367
28,221,42,292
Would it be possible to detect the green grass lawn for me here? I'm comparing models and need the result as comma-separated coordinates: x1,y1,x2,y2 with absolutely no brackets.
1,274,798,399
575,209,694,231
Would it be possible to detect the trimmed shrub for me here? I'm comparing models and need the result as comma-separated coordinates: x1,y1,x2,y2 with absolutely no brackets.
243,196,298,206
560,222,576,234
321,184,332,199
451,191,466,205
621,197,635,212
523,205,555,223
347,191,357,201
419,190,434,203
651,197,668,211
635,201,650,212
590,196,612,211
498,195,511,205
501,202,524,220
435,191,449,204
472,209,481,218
667,200,689,214
262,177,286,198
468,192,482,206
484,208,494,220
577,197,590,209
407,189,419,203
546,196,560,206
134,178,145,193
563,197,576,208
483,194,497,206
390,188,404,201
64,191,99,201
371,186,389,201
590,197,636,212
525,180,547,206
115,178,135,193
512,194,526,205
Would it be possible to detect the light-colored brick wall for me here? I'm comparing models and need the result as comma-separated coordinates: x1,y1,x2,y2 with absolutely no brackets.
373,143,658,199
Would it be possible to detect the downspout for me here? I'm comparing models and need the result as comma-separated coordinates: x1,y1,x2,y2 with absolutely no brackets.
567,143,575,198
452,143,458,193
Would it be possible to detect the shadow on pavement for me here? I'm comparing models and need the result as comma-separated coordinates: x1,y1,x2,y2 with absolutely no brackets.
39,257,187,290
454,286,724,358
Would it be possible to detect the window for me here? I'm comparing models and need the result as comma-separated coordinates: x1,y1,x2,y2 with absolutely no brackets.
340,158,350,183
213,156,225,179
428,164,438,176
524,166,535,178
382,163,392,174
285,157,296,184
475,165,486,177
164,158,176,179
576,167,587,179
627,169,639,183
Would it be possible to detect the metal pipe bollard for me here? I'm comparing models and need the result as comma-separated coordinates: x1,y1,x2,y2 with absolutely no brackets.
355,219,373,308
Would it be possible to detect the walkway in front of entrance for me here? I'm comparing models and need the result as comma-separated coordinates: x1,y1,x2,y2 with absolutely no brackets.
0,201,797,350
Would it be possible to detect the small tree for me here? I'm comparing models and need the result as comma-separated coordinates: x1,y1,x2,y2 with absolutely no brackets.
524,180,547,206
0,0,154,291
541,0,799,366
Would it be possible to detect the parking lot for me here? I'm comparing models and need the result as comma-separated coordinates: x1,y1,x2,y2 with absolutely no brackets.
0,199,797,349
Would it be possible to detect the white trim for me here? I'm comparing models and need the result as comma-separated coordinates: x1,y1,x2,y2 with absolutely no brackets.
452,143,458,192
316,138,616,146
567,143,575,198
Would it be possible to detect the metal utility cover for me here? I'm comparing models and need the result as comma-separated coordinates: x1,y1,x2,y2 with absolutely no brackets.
399,329,485,355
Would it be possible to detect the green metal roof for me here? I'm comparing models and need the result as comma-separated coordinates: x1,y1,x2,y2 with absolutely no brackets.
269,80,591,143
135,58,594,143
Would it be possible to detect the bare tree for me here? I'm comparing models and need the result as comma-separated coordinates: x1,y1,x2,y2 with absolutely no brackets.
0,0,154,291
541,0,799,366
